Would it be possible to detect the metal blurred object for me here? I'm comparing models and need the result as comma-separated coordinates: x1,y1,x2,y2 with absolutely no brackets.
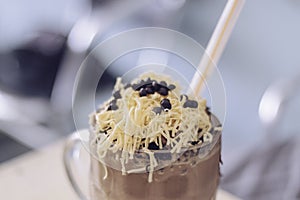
223,74,300,200
259,74,300,133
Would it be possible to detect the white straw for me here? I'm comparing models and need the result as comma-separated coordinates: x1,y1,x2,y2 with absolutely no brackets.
189,0,245,96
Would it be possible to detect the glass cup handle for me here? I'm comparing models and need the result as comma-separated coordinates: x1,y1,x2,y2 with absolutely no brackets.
63,133,89,200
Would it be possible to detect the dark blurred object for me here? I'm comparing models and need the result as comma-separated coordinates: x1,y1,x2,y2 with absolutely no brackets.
0,131,31,163
221,135,300,200
0,31,66,98
91,0,107,7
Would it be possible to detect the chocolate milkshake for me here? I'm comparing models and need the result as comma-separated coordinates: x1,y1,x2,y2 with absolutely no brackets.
89,73,222,200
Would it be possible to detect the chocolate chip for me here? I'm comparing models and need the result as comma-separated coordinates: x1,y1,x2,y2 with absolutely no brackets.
168,84,176,90
113,90,121,99
191,141,199,145
160,81,167,87
161,98,172,110
124,83,131,89
180,94,188,101
134,80,154,91
139,88,147,97
109,99,117,104
99,130,107,134
199,135,204,142
183,100,198,108
152,107,162,115
146,86,155,94
136,85,144,91
205,107,211,115
107,103,118,111
158,87,168,96
107,99,117,110
133,82,144,91
148,142,159,150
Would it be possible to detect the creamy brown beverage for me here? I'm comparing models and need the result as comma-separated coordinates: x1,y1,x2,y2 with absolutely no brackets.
90,139,220,200
89,73,222,200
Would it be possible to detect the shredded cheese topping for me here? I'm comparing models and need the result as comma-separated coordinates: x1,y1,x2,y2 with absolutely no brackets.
90,73,213,182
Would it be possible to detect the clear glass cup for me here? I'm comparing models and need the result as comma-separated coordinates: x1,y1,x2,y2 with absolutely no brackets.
67,27,226,200
64,114,221,200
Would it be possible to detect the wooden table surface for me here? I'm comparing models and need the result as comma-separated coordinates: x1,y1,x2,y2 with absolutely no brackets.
0,139,239,200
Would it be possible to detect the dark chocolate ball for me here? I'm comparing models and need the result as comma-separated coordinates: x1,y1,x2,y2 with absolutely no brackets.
139,88,147,97
146,86,155,94
152,81,160,92
161,98,172,110
158,87,168,96
183,100,198,108
168,84,176,90
152,107,162,115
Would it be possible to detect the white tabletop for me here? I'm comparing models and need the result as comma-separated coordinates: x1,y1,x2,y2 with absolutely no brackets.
0,140,239,200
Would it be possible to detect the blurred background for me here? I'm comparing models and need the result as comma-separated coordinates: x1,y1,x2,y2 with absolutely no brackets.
0,0,300,199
